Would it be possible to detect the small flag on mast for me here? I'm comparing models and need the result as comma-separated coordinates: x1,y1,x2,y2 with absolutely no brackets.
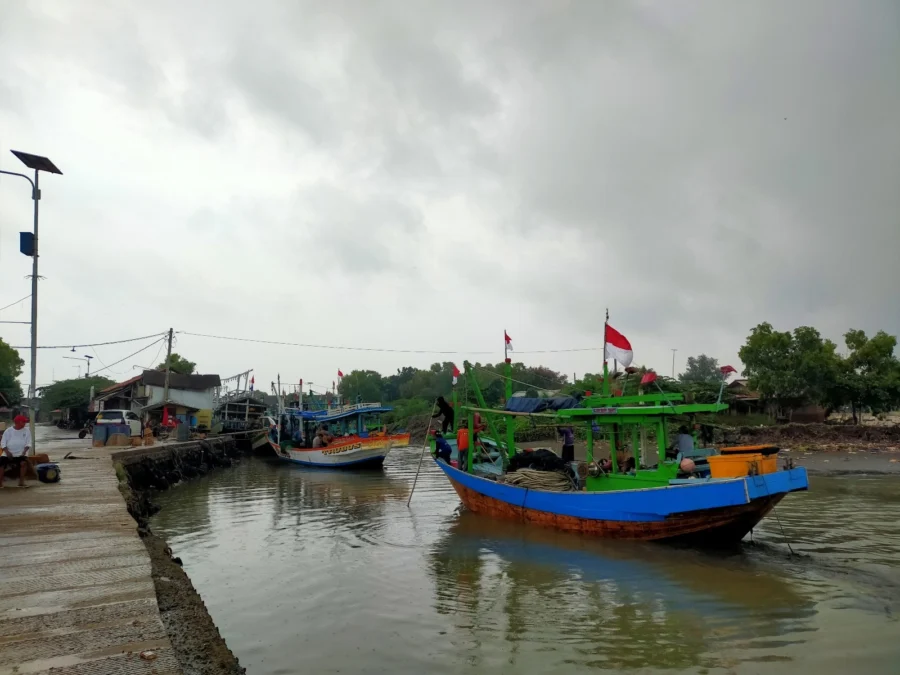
640,371,657,386
249,375,255,392
338,369,344,378
452,364,460,386
504,331,513,352
720,365,737,377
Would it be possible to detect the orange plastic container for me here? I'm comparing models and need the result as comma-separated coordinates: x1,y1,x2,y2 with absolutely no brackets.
708,453,777,478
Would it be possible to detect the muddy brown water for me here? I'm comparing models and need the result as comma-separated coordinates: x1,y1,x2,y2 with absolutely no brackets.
151,448,900,674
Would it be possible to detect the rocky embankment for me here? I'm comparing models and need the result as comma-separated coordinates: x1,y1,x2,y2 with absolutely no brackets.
114,438,248,675
736,423,900,451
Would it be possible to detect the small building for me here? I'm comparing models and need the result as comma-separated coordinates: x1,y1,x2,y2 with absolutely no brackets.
93,370,221,427
726,379,763,415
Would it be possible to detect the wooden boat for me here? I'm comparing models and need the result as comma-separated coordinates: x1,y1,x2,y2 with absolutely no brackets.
431,359,808,547
269,402,394,469
387,431,411,448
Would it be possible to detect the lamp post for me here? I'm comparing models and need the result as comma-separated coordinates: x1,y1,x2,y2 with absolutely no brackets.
671,348,678,379
0,149,63,453
64,355,93,377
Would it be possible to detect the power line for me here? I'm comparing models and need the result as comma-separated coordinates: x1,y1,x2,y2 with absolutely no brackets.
0,294,31,313
177,331,600,356
91,337,169,377
11,331,167,350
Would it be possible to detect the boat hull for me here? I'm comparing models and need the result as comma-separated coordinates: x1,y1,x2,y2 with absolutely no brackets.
270,437,392,469
388,432,411,448
436,461,808,546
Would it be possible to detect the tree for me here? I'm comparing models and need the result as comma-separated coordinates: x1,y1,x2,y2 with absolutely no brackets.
337,370,385,403
39,376,114,411
679,354,721,384
0,338,24,406
157,353,196,375
738,323,842,412
841,329,900,421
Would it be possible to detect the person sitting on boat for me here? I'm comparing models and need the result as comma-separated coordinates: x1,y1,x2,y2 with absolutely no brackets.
433,431,453,464
673,425,695,458
433,396,454,433
312,430,327,448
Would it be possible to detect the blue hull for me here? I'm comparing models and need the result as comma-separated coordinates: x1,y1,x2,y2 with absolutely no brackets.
436,460,809,545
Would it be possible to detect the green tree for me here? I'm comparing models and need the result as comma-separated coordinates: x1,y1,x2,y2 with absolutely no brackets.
157,353,196,375
841,329,900,421
0,338,24,406
738,323,842,412
337,370,385,402
679,354,721,383
39,376,114,411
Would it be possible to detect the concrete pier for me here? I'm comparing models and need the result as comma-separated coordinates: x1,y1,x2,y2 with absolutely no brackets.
0,427,247,675
0,429,180,674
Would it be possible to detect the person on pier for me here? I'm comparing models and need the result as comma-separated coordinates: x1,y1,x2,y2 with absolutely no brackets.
0,415,32,488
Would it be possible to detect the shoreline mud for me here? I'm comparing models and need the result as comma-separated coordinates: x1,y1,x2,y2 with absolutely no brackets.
114,438,250,675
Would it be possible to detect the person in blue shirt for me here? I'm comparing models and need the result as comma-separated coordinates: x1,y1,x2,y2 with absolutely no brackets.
433,431,453,464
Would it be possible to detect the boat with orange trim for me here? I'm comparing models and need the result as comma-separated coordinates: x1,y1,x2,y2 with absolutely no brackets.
429,354,808,547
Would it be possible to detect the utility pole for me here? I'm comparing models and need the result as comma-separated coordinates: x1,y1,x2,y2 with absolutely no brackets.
671,348,678,379
162,328,173,413
2,150,63,455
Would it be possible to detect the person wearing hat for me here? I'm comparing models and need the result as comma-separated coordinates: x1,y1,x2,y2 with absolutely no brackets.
1,414,32,487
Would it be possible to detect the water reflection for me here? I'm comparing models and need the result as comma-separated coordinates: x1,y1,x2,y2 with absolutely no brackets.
428,513,814,671
151,455,900,674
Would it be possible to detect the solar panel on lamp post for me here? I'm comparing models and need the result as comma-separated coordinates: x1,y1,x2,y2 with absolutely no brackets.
0,149,63,454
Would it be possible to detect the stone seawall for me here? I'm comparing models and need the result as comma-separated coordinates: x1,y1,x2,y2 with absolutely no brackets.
113,438,250,675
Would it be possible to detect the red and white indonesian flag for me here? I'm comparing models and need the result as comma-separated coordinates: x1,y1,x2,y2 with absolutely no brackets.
452,364,461,386
337,369,344,378
604,325,633,367
504,331,513,352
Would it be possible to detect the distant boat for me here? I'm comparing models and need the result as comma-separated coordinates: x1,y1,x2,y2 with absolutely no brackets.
269,402,395,469
387,430,411,448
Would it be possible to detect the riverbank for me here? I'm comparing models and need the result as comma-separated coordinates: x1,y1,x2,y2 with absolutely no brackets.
0,428,248,675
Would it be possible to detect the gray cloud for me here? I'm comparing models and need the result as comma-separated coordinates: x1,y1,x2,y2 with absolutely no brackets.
0,0,897,389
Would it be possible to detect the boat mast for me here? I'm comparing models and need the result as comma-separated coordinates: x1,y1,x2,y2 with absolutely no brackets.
602,308,610,397
503,329,515,457
276,374,282,448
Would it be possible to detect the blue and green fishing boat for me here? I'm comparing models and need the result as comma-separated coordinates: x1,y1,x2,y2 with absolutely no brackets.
430,333,808,546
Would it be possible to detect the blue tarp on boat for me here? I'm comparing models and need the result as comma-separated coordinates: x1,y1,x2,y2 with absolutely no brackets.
504,396,581,414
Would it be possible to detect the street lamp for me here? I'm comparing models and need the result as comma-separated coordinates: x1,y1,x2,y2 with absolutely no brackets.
64,355,93,377
0,149,63,453
671,348,678,379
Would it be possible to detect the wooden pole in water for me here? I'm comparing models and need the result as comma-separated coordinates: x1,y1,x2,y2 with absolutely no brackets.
407,399,438,507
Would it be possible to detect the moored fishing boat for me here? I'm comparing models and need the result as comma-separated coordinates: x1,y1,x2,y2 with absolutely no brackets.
429,324,809,546
387,431,411,448
270,384,394,468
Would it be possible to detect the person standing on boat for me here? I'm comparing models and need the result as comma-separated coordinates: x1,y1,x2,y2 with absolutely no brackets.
433,396,454,433
557,425,575,462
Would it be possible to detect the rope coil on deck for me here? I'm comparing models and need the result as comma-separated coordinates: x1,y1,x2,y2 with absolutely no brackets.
500,468,574,492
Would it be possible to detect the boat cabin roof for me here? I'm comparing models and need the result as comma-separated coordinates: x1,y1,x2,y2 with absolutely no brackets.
282,402,393,423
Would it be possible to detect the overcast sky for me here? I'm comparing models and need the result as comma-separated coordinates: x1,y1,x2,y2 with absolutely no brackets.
1,0,898,395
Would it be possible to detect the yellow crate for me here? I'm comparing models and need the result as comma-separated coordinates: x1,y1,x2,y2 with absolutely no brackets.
708,453,777,478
